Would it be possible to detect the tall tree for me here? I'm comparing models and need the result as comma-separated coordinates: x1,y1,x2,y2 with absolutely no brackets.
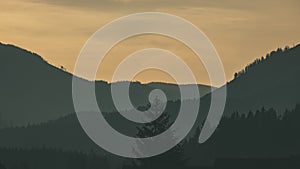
133,98,187,169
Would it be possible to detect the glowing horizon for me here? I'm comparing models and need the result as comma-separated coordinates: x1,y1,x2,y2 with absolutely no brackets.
1,0,299,86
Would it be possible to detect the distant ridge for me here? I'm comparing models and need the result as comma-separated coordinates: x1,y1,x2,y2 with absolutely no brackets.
1,41,299,128
0,42,213,128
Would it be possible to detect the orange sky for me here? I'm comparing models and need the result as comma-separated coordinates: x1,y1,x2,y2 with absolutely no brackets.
1,0,299,86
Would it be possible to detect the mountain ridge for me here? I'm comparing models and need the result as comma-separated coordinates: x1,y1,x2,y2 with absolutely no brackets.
0,42,213,128
222,44,300,115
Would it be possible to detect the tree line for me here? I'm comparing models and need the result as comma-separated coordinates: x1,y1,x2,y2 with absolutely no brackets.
1,104,300,169
234,46,292,79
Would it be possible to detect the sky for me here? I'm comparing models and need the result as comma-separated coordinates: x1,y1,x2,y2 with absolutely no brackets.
0,0,299,86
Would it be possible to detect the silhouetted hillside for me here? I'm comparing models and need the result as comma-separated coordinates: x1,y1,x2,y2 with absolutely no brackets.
0,114,101,152
199,44,300,119
0,43,74,127
1,42,300,168
0,42,213,128
225,44,300,115
1,42,299,134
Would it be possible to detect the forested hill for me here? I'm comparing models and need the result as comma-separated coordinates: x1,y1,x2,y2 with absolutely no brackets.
0,42,213,128
221,44,300,116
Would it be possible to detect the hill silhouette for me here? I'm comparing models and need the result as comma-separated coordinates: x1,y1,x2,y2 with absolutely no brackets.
1,42,299,134
0,43,300,169
224,44,300,115
0,42,213,128
0,43,299,148
197,44,300,121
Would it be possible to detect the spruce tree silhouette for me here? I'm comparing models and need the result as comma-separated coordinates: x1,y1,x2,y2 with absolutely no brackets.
133,98,187,169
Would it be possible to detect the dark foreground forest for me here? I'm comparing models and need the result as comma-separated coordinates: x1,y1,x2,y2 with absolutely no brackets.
1,104,300,169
